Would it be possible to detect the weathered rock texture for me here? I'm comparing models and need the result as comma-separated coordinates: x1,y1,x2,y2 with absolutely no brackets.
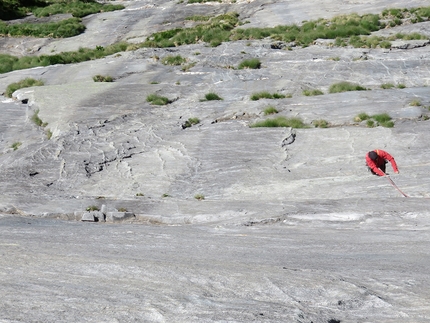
0,0,430,322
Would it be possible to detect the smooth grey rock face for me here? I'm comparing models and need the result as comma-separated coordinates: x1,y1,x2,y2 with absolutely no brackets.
0,0,430,322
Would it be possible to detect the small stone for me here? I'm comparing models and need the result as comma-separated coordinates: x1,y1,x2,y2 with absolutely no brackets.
81,212,95,222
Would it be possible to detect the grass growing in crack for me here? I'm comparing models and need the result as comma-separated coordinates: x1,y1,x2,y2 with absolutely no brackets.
194,194,205,200
366,120,375,127
303,89,324,96
409,99,422,106
263,106,279,115
185,15,212,22
329,81,368,93
11,142,22,151
182,117,200,129
313,119,329,128
238,58,261,69
381,83,395,89
146,94,170,105
93,75,113,82
5,78,44,98
354,112,394,127
161,55,187,66
250,117,308,128
31,110,48,127
251,92,286,101
354,112,371,122
181,62,196,72
204,92,223,101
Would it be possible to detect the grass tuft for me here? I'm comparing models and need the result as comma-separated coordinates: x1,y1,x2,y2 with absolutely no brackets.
6,78,44,98
263,106,279,115
303,89,324,96
238,58,261,69
11,142,22,151
161,55,187,66
251,92,286,101
204,92,223,101
146,94,170,105
313,119,329,128
93,75,113,82
329,81,368,93
250,117,308,128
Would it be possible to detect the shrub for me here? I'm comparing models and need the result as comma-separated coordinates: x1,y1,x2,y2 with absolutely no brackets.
250,116,308,128
11,142,22,151
303,89,324,96
397,84,406,89
93,75,113,82
204,92,223,101
329,81,367,93
313,119,329,128
5,78,44,98
380,83,395,89
194,194,205,200
161,55,187,66
86,205,100,211
146,94,170,105
238,58,261,69
263,106,279,115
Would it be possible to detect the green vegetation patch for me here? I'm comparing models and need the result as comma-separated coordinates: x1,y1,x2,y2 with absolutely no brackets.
11,142,22,151
146,93,170,105
6,78,44,98
182,117,200,129
0,18,85,38
93,75,113,82
31,109,48,127
238,58,261,69
0,42,129,74
313,119,329,128
303,89,324,96
263,106,279,115
380,83,395,89
142,12,240,48
250,116,308,128
161,55,187,66
354,112,394,127
32,0,124,18
188,0,221,3
329,81,368,93
251,92,286,101
204,92,223,101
